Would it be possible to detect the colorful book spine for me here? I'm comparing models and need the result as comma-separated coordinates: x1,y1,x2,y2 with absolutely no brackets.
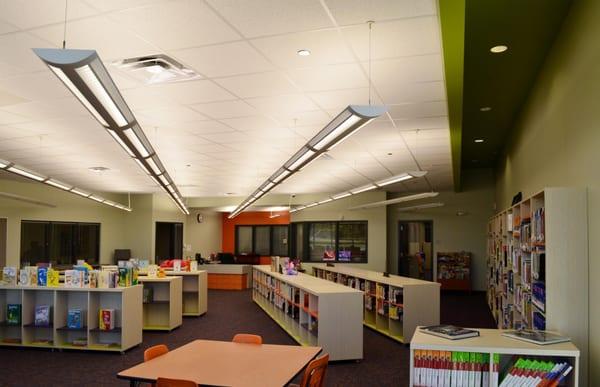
98,309,115,331
414,350,489,387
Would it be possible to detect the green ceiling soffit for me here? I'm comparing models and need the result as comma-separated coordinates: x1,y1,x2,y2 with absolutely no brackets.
438,0,465,191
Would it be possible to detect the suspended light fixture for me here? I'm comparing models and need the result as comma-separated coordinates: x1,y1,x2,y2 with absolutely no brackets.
0,158,131,211
33,48,189,215
289,171,428,214
396,202,445,212
347,192,439,210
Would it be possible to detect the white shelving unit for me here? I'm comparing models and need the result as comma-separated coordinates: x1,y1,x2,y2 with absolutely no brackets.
165,271,207,317
252,265,363,361
410,328,580,387
0,285,142,352
312,264,440,343
486,188,588,383
138,276,182,331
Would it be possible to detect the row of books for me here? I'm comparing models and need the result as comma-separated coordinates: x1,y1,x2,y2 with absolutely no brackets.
499,358,572,386
3,304,116,331
413,350,498,387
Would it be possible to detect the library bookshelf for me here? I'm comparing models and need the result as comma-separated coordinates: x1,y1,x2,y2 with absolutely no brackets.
410,328,580,386
138,276,182,331
486,188,588,382
0,284,142,352
164,271,207,317
252,265,363,361
312,264,440,343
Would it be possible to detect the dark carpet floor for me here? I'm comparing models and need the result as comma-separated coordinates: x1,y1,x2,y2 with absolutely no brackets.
0,290,495,387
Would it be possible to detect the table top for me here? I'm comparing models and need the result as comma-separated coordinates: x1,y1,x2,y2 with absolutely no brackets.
117,339,321,386
411,328,580,357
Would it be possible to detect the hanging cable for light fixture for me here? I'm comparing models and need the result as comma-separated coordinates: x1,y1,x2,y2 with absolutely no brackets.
367,20,373,106
62,0,68,49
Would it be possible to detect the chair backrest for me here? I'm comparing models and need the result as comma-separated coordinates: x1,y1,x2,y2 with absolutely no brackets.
144,344,169,362
232,333,263,344
156,377,197,387
299,354,329,387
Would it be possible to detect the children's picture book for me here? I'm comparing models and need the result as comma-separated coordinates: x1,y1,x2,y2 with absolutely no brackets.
99,309,115,331
67,309,83,329
89,270,99,288
72,270,82,288
19,269,30,286
501,330,571,345
118,267,128,287
64,270,74,287
34,305,51,326
147,265,158,278
47,269,59,287
6,304,21,325
2,267,17,285
190,260,198,272
37,267,47,287
173,259,182,272
26,266,37,286
420,325,480,340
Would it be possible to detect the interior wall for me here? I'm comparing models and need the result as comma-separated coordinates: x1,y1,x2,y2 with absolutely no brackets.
0,218,6,267
387,169,495,291
184,210,222,259
291,191,387,272
0,178,128,266
494,0,598,382
221,211,290,253
123,193,153,261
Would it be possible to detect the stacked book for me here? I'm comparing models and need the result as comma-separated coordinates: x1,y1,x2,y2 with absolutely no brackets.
413,350,498,387
499,358,572,386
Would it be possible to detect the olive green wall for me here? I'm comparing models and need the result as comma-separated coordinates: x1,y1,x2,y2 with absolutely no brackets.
495,0,598,382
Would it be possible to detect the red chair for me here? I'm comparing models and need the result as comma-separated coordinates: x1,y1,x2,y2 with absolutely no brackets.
232,333,263,344
291,354,329,387
156,377,197,387
144,344,169,362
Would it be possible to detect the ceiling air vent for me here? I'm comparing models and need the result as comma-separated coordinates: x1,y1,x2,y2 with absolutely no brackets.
113,54,200,84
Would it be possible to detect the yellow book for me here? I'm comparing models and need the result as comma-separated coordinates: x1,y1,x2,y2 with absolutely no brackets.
47,269,59,287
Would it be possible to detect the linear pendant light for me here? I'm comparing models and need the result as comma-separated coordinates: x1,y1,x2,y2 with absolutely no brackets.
347,191,440,210
228,105,386,218
33,48,189,215
0,158,131,211
289,171,429,214
396,202,445,212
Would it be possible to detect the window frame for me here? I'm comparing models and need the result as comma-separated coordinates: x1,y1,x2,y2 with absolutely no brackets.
234,224,290,256
291,220,368,263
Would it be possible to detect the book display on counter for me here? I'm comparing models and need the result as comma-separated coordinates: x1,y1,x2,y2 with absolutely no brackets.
410,328,580,387
0,284,142,352
486,188,588,379
252,265,362,361
312,264,440,343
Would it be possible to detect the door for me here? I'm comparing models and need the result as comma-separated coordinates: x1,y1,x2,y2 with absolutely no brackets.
155,222,184,262
398,221,433,280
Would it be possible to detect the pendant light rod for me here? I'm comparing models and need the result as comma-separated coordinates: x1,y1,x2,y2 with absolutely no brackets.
367,20,374,106
62,0,68,49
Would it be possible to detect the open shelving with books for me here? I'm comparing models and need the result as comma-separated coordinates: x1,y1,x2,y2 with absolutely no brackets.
0,285,142,352
312,264,440,343
137,276,182,331
486,188,589,382
410,328,580,386
252,265,362,361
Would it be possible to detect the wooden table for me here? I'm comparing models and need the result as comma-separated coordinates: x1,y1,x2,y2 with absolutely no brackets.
117,339,321,386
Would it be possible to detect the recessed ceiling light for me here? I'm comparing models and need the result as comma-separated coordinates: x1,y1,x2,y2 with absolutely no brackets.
474,139,484,143
297,49,311,56
490,45,508,53
88,166,110,173
387,152,393,156
480,106,492,112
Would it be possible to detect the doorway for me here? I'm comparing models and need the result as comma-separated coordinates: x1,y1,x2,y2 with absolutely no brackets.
155,222,183,262
0,218,6,267
398,221,433,281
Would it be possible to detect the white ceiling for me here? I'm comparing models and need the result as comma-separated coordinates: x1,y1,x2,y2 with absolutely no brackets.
0,0,452,199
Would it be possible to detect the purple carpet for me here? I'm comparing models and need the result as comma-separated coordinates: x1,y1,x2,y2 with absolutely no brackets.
0,289,495,386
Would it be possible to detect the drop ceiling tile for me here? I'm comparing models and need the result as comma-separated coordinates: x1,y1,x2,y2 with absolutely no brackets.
323,0,436,26
149,80,235,105
308,87,380,111
0,72,76,102
83,0,168,12
190,100,259,119
369,54,444,90
168,120,237,135
287,63,368,92
136,106,208,125
251,29,354,68
0,0,98,29
0,20,18,35
220,115,280,131
246,94,319,121
206,0,332,38
342,16,440,61
215,72,298,98
377,80,446,105
393,117,448,131
387,101,448,120
199,131,251,144
110,0,241,50
0,110,30,125
1,97,93,121
29,16,160,61
172,41,274,78
0,32,56,78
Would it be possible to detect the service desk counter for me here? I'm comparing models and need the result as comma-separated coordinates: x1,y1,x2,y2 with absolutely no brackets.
199,264,252,290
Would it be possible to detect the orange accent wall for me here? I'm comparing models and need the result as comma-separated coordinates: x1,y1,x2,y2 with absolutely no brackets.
221,212,290,253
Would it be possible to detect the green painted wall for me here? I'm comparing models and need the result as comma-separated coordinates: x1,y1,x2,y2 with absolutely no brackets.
495,0,599,382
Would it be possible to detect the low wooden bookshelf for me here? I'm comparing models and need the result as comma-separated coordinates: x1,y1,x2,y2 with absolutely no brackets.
312,264,440,343
0,284,142,352
252,265,362,361
410,328,580,387
165,271,207,317
137,277,182,331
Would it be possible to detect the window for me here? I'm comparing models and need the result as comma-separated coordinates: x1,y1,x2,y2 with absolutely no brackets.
20,220,100,267
292,221,368,263
234,225,290,256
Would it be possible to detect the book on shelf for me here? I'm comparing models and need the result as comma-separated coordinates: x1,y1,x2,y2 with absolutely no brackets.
67,309,84,329
47,268,59,287
36,267,47,286
98,309,115,331
501,330,570,345
420,325,480,340
6,304,21,325
2,267,17,285
499,357,572,386
413,350,490,387
34,305,51,326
